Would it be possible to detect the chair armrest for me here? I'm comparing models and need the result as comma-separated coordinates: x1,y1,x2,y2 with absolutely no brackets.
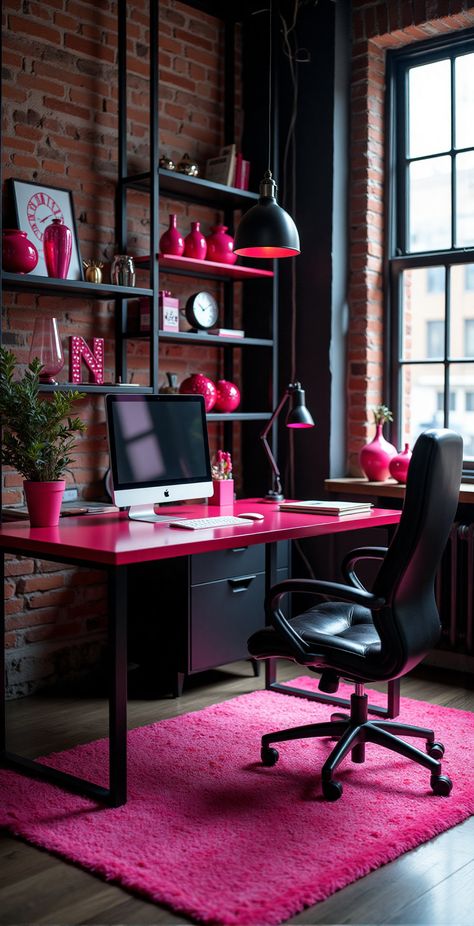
266,578,386,663
342,546,388,591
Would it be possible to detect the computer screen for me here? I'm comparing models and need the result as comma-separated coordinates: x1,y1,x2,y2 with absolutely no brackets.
105,393,212,522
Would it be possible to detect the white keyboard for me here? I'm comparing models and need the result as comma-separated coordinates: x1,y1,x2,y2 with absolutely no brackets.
169,515,254,530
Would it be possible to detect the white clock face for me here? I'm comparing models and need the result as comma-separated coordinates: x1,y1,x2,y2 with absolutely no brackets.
187,291,219,329
26,192,64,242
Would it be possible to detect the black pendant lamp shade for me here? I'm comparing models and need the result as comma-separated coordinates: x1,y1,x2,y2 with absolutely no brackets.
233,171,300,259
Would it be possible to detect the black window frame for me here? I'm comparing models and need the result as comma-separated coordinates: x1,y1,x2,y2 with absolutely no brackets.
386,28,474,479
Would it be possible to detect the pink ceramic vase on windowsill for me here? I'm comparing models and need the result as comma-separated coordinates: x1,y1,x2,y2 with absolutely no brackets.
359,423,397,482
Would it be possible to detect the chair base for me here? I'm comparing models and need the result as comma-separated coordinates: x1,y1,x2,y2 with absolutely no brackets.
260,692,452,800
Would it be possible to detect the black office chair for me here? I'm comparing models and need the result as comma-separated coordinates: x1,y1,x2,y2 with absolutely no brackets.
248,429,463,800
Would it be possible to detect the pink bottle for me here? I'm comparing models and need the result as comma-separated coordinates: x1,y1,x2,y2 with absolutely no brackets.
184,221,207,260
206,225,237,264
359,423,397,481
2,229,38,274
43,219,72,278
179,373,216,411
159,214,185,256
389,443,412,483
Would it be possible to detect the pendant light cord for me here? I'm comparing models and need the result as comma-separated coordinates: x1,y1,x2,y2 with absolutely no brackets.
267,0,272,175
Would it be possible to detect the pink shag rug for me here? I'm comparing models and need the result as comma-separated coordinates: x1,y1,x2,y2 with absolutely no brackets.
1,678,473,926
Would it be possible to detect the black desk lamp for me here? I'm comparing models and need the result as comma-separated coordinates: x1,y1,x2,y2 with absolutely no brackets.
260,382,314,502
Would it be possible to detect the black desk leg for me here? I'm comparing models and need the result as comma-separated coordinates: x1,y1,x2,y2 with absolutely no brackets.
1,552,5,753
1,556,129,805
108,565,128,807
264,542,278,689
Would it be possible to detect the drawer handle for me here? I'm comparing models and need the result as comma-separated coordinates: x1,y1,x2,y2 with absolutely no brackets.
231,546,248,553
228,574,256,593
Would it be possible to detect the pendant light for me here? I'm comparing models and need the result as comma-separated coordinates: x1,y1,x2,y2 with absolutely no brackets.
233,0,300,259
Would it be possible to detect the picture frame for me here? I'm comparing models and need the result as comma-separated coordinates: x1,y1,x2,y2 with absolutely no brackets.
8,178,83,280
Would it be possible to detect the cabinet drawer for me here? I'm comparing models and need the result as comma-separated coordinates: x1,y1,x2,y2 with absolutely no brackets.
190,572,265,672
191,544,264,585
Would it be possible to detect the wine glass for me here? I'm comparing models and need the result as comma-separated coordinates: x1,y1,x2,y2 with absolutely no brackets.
29,317,64,384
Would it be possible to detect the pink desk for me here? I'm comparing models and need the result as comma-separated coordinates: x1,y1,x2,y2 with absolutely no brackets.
0,499,401,805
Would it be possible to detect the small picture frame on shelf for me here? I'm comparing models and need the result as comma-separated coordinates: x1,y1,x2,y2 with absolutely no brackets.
7,178,83,280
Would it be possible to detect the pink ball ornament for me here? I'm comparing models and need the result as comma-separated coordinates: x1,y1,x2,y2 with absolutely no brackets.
179,372,217,412
214,379,240,413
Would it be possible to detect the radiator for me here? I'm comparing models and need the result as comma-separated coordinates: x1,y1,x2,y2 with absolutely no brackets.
435,523,474,656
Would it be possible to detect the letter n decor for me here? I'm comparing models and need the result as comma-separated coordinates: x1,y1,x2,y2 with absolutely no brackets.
69,336,104,384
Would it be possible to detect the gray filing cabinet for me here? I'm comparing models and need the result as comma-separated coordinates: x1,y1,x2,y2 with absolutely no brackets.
127,541,290,696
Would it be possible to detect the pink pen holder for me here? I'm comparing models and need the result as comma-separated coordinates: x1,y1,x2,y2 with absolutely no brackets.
211,479,234,507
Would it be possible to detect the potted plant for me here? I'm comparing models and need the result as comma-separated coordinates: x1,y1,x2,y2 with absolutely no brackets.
0,346,86,526
359,404,397,482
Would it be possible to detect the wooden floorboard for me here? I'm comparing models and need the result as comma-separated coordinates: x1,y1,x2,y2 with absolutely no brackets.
1,662,473,926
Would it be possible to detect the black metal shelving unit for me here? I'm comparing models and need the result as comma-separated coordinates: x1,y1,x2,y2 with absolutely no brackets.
115,0,279,478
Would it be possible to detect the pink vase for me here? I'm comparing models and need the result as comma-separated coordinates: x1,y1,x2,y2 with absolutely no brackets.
206,225,237,265
184,221,207,260
23,480,65,527
359,423,397,482
389,443,412,484
210,478,234,507
159,213,185,256
214,379,240,412
179,373,217,412
2,228,38,273
43,219,72,278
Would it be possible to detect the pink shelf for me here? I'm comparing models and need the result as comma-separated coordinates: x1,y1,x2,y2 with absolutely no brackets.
135,253,274,280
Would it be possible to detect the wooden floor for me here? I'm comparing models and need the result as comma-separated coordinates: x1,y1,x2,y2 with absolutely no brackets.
1,661,473,926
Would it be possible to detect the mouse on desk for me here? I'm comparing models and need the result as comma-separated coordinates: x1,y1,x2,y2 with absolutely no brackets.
238,512,265,521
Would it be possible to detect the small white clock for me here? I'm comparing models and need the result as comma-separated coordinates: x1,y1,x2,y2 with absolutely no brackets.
185,291,219,330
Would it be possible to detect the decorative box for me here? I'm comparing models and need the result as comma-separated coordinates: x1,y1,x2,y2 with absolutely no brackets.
139,291,180,333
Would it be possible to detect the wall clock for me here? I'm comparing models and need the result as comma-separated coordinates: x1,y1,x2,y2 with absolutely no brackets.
185,291,219,330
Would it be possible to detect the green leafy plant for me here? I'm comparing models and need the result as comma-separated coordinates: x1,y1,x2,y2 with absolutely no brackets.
0,346,86,482
372,404,393,426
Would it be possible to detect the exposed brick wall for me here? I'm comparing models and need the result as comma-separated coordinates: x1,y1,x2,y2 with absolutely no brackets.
1,0,243,696
347,0,474,473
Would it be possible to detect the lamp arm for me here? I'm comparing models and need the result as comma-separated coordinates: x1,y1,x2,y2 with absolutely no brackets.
260,390,290,495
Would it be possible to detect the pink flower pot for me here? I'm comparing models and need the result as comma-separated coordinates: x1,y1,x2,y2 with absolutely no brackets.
179,373,217,412
205,225,237,264
389,443,412,484
2,228,38,274
211,478,234,506
159,213,185,256
43,219,72,278
184,221,207,260
23,480,65,527
214,379,240,412
359,423,397,482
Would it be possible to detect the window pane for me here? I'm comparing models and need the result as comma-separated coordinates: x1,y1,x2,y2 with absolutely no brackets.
408,60,451,158
408,157,451,252
401,268,445,360
466,265,474,291
450,264,474,357
455,151,474,247
450,363,474,459
400,364,445,448
455,52,474,149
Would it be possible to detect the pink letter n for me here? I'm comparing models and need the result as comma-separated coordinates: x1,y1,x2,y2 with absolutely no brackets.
69,336,104,384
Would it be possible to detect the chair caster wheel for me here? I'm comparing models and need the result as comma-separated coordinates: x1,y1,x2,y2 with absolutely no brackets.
322,779,343,801
430,774,452,796
261,746,279,767
427,740,445,760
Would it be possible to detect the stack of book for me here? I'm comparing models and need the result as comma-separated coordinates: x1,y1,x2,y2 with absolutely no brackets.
208,327,244,338
205,144,250,189
279,500,373,517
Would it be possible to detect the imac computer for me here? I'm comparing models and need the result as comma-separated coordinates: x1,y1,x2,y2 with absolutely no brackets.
105,393,212,522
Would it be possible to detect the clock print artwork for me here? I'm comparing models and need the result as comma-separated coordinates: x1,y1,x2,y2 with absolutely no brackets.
8,179,83,279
